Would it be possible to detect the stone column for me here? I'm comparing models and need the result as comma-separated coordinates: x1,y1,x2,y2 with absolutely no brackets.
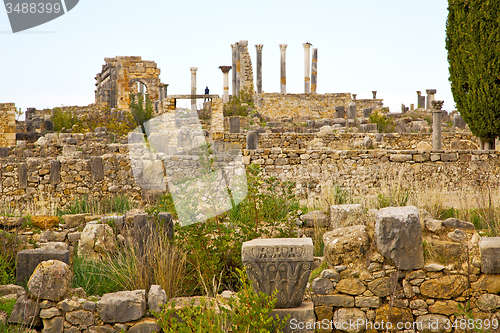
190,67,197,113
279,44,287,94
417,91,425,109
219,66,232,103
303,43,312,93
426,89,436,109
311,48,318,94
432,100,444,150
235,42,241,95
255,44,263,94
231,44,237,96
372,91,377,99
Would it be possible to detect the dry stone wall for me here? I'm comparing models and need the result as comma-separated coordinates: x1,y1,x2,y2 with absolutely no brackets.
0,103,16,147
256,93,383,121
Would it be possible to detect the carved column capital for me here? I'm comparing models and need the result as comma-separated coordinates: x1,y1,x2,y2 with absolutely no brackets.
279,44,287,51
303,42,312,50
255,44,263,52
219,66,232,74
190,67,198,74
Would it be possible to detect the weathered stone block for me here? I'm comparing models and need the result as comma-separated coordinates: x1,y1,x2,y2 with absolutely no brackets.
28,260,72,301
91,156,104,181
42,316,64,333
8,295,41,326
420,275,467,299
18,163,27,188
375,206,424,270
97,290,146,323
128,318,161,333
330,204,364,229
323,225,370,267
333,308,366,332
148,285,167,314
50,160,60,185
271,302,315,333
242,238,313,308
300,210,329,228
480,237,500,273
389,154,413,162
246,131,259,149
16,249,70,285
78,223,116,260
229,117,240,133
442,217,475,232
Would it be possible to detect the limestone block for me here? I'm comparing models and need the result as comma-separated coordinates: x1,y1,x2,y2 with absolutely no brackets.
480,237,500,273
97,290,146,323
91,156,104,181
442,217,475,232
335,279,366,296
128,318,161,333
42,316,64,333
78,223,116,260
16,249,70,285
330,204,364,229
311,278,334,295
375,206,424,270
31,215,59,229
389,154,413,162
61,213,88,228
477,293,500,312
354,296,380,308
28,260,72,301
8,295,41,326
147,285,167,314
323,225,370,267
300,210,329,228
472,274,500,293
242,238,313,308
428,300,459,316
367,276,393,297
65,310,95,329
420,275,467,299
0,284,24,297
246,131,259,149
333,308,366,333
50,160,60,185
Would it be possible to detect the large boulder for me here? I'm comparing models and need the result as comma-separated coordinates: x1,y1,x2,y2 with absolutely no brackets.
375,206,424,270
323,225,370,267
78,222,116,260
97,290,146,323
28,260,72,301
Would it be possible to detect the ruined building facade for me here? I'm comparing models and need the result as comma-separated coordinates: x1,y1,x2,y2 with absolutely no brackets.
95,56,167,110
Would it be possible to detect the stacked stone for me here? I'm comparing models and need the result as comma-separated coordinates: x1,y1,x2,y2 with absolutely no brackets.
0,103,16,147
238,41,254,92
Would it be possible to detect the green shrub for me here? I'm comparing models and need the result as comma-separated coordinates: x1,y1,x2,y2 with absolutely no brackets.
129,93,154,136
223,86,255,117
0,231,18,285
369,111,395,133
52,107,78,132
154,268,289,333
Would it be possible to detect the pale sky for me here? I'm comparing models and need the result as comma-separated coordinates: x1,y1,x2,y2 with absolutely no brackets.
0,0,452,115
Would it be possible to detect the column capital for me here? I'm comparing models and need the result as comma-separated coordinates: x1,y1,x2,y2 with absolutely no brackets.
417,91,421,96
190,67,198,74
279,44,287,51
431,100,444,110
303,42,312,50
239,40,248,47
219,66,232,74
255,44,264,52
426,89,437,94
231,44,238,52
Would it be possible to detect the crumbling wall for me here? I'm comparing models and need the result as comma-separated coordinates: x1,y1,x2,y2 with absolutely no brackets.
256,93,384,121
0,103,17,147
95,56,162,110
239,44,254,92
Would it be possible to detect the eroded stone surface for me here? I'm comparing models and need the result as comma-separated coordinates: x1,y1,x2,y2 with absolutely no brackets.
323,225,370,267
27,260,72,301
97,290,146,323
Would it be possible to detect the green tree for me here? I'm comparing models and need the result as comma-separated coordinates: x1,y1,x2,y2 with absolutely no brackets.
446,0,500,148
129,93,153,135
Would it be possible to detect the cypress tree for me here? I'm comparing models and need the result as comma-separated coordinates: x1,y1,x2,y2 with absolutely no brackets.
446,0,500,148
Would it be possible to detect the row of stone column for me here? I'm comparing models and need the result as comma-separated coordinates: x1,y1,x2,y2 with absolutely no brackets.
416,89,437,109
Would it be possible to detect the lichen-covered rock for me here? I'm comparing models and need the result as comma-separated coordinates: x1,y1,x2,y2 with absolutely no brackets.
65,310,95,329
78,222,116,260
335,279,366,296
415,314,451,333
311,278,334,295
420,275,468,299
323,225,370,267
375,304,412,330
375,206,424,270
42,316,64,333
428,300,459,316
367,276,394,297
27,260,72,301
442,218,475,232
97,290,146,323
472,274,500,293
477,294,500,312
31,215,59,229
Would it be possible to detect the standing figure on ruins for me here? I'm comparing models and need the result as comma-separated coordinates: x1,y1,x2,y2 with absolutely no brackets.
204,86,210,101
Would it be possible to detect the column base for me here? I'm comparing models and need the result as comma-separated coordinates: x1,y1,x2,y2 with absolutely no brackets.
271,301,316,333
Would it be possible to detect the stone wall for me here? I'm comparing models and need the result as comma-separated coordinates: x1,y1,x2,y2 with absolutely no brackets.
255,93,384,121
0,103,16,147
95,56,162,110
239,43,254,92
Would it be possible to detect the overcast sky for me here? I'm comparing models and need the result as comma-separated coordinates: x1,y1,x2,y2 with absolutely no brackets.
0,0,452,114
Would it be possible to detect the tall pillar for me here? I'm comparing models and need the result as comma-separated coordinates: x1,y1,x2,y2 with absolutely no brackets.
303,43,312,93
432,100,444,150
372,91,377,99
279,44,287,94
235,42,241,95
311,48,318,94
231,44,237,96
417,91,425,109
426,89,436,109
219,66,232,103
255,44,263,94
190,67,197,113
